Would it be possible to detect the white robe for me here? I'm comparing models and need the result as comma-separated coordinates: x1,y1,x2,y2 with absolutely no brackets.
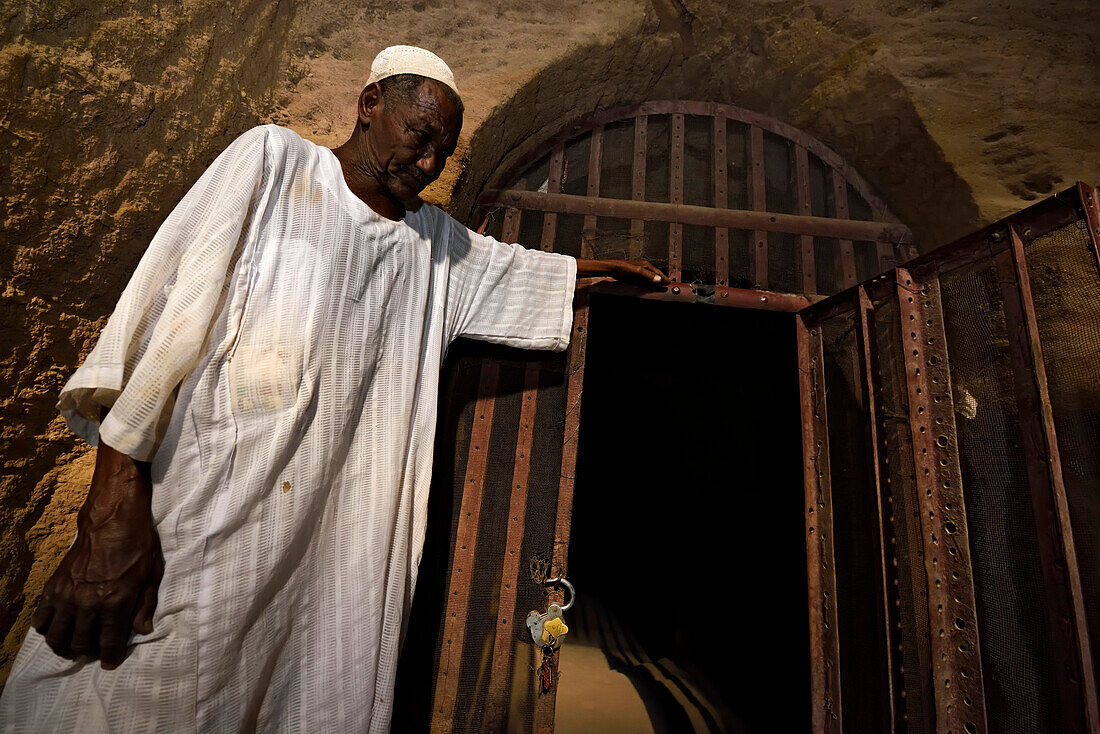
0,125,576,733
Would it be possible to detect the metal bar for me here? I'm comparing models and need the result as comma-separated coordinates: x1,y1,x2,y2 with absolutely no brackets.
996,227,1099,732
540,144,564,252
857,287,898,731
431,362,501,733
481,190,911,244
629,116,648,260
896,267,987,734
833,169,857,288
802,186,1084,323
797,314,842,733
714,116,729,287
669,113,684,282
898,184,1081,280
500,178,525,243
533,287,591,731
796,145,816,293
589,280,818,312
582,126,603,259
477,100,901,223
750,125,768,287
1079,181,1100,278
482,364,542,733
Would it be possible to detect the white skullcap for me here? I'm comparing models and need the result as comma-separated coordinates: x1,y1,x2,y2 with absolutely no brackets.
365,45,460,98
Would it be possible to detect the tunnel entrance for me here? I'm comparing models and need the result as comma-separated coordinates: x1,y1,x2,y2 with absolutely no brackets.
558,294,810,732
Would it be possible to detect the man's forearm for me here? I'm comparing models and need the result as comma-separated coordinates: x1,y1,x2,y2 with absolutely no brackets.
80,441,153,530
32,410,164,668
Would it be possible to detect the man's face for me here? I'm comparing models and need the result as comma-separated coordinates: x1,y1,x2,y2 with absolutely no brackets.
365,80,462,205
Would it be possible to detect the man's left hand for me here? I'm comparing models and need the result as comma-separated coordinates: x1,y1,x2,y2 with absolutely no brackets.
575,258,670,287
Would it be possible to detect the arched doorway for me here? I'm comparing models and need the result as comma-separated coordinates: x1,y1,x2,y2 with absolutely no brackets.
396,101,915,733
472,100,915,296
392,96,1099,733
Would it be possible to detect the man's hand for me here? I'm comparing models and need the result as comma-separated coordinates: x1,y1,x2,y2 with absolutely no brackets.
31,441,163,670
575,258,671,287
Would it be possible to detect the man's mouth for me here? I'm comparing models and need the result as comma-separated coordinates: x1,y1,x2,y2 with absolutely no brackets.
398,168,431,190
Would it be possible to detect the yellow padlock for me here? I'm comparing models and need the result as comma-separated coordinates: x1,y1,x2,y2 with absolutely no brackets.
541,617,569,646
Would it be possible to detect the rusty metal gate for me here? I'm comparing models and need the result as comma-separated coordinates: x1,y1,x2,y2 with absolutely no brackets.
393,97,1099,733
797,183,1100,734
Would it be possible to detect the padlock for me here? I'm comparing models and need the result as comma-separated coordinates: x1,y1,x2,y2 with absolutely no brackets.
526,577,575,650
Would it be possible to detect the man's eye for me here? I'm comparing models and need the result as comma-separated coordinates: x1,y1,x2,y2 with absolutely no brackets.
411,129,429,144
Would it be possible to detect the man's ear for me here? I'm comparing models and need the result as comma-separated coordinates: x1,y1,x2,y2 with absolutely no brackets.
358,82,383,127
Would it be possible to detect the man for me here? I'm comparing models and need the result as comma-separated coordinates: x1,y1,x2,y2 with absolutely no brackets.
0,46,666,731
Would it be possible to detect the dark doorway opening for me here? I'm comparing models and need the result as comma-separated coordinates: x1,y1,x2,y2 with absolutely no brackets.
564,294,810,732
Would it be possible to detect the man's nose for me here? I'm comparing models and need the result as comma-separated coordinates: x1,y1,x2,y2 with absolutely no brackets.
417,149,445,179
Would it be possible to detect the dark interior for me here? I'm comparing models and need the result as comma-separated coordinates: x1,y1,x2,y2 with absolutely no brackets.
567,293,810,732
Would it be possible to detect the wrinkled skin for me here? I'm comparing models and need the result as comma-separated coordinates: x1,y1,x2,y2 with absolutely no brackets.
32,439,163,669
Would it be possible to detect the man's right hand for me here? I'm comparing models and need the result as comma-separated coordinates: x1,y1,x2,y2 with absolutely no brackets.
31,440,164,670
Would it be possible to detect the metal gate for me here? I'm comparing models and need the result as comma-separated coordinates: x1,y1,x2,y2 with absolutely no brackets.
397,96,1099,733
797,183,1100,733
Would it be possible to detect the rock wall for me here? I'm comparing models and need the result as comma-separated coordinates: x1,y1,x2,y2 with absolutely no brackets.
0,0,294,681
0,0,1096,686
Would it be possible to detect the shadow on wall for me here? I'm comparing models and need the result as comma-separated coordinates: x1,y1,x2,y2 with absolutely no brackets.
449,9,981,250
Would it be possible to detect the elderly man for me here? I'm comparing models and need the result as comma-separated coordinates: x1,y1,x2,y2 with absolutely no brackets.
0,46,666,732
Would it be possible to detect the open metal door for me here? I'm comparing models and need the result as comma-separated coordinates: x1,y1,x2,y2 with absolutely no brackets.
797,183,1100,733
396,99,918,733
390,286,590,734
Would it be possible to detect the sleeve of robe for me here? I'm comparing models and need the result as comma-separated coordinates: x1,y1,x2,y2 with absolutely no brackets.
444,218,577,352
56,126,269,462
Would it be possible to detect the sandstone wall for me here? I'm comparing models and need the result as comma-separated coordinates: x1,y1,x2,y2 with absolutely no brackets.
0,0,1096,685
0,0,295,681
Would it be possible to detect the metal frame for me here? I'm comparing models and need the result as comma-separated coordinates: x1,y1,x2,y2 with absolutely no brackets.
797,314,843,733
482,364,542,732
896,267,988,734
475,100,914,298
432,362,501,733
995,225,1098,731
856,286,899,730
532,285,592,732
430,183,1100,733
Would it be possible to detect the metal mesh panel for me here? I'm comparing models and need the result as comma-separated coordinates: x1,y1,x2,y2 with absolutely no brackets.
645,115,671,203
682,223,715,286
821,307,890,732
560,136,590,197
517,208,543,254
728,228,753,289
598,119,635,201
725,120,751,210
1023,222,1100,672
939,263,1062,733
768,231,802,293
814,236,842,296
587,216,631,261
683,115,713,208
393,346,567,733
453,364,526,729
392,358,481,732
873,293,934,733
855,241,878,283
552,212,584,258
